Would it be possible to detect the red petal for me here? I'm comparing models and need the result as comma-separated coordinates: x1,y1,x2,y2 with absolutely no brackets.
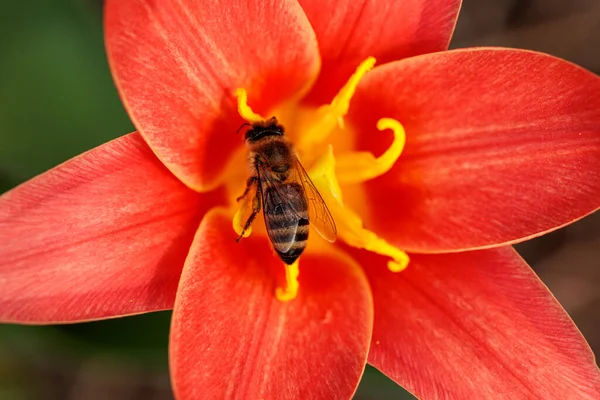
354,247,600,399
349,48,600,252
170,209,373,399
298,0,461,104
105,0,320,191
0,133,221,323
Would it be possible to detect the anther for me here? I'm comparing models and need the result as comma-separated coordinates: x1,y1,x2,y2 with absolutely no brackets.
308,146,410,273
297,57,377,150
234,88,265,123
275,261,300,302
328,57,376,118
335,118,406,184
232,206,252,238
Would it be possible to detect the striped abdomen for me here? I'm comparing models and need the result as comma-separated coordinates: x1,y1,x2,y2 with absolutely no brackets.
263,182,309,264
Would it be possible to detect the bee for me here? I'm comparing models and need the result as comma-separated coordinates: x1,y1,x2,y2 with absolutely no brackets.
236,117,337,264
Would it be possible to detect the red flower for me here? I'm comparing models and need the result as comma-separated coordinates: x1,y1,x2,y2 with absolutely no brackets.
1,0,600,398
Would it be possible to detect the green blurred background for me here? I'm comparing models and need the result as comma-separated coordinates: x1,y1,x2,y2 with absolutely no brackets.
1,1,599,399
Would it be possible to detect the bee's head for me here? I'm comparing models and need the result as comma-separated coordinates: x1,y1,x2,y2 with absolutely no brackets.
241,117,285,142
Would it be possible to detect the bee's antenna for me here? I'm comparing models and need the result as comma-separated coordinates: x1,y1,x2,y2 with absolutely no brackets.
236,122,252,135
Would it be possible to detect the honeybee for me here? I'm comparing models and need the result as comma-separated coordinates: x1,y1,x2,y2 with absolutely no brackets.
236,117,337,264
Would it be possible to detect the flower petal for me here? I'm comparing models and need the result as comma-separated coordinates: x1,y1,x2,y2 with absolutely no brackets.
298,0,461,104
349,48,600,252
0,133,221,323
105,0,320,191
354,247,600,399
170,209,373,399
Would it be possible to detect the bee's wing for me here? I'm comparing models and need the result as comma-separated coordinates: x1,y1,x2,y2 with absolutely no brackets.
257,163,301,253
292,160,337,243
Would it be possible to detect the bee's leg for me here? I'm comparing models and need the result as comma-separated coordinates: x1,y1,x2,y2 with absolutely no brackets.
236,176,259,202
237,187,262,242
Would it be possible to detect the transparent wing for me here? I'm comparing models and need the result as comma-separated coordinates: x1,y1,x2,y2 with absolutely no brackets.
292,160,337,243
257,163,300,253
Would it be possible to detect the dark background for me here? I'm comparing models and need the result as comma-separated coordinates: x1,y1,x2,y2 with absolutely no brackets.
1,1,599,398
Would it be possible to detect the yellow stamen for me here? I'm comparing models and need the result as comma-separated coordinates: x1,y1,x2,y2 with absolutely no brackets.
234,88,265,123
309,147,410,272
353,229,410,272
335,118,406,184
275,261,300,301
297,57,376,150
232,206,251,238
329,56,376,120
232,88,264,239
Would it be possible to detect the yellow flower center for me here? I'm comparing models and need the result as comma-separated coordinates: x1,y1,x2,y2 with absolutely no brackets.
231,58,409,301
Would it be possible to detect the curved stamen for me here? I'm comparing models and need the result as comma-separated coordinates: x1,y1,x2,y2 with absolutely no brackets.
328,57,376,120
234,88,265,123
309,147,410,272
275,261,300,301
335,118,406,184
350,229,410,272
297,57,376,151
232,206,252,238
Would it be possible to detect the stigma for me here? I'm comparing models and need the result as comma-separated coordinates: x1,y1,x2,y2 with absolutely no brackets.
233,57,409,302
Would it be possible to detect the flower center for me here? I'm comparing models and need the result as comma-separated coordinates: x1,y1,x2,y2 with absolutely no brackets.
231,58,409,301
